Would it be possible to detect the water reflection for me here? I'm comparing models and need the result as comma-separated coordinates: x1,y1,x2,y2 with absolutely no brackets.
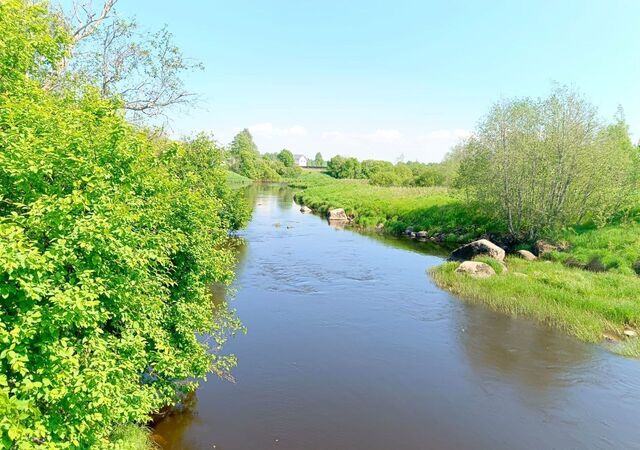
458,304,593,394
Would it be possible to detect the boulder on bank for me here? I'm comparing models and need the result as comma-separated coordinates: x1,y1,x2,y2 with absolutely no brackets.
534,240,568,257
416,231,428,239
300,205,312,214
455,261,496,278
624,328,638,338
450,239,505,262
327,208,348,221
517,249,537,261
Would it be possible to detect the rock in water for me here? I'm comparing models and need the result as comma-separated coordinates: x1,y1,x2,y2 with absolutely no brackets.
416,231,428,239
300,205,312,213
455,261,496,278
327,208,348,221
517,249,537,261
450,239,505,262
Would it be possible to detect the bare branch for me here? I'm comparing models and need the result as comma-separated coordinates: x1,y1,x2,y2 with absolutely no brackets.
70,0,119,43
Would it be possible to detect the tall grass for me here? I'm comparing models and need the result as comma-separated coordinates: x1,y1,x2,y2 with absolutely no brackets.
226,169,253,186
292,174,503,241
431,258,640,356
554,223,640,275
292,174,640,274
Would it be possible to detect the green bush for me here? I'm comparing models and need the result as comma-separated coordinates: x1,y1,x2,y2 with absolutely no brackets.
0,2,246,447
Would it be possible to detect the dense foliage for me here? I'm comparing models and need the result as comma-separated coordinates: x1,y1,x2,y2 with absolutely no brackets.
228,130,301,180
277,149,295,168
0,1,247,447
325,155,458,187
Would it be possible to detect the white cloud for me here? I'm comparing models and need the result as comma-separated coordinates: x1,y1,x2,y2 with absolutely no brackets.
248,122,307,137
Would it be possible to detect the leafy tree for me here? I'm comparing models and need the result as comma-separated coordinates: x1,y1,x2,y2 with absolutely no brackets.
457,86,639,236
314,152,324,167
226,129,286,181
361,159,393,178
369,169,400,186
228,129,262,179
0,2,245,447
326,156,362,179
277,149,295,167
409,164,446,187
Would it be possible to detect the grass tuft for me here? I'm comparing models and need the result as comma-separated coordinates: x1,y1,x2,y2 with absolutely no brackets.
430,258,640,348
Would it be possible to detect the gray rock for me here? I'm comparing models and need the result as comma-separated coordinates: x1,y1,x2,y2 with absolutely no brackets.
455,261,496,278
450,239,505,262
416,231,428,239
300,205,312,214
517,249,537,261
327,208,348,221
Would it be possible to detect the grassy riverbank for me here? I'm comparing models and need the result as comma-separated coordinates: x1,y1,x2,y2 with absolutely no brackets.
431,260,640,356
290,172,640,355
291,172,503,241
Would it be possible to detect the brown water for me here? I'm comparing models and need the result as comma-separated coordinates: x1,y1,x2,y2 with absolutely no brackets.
154,184,640,450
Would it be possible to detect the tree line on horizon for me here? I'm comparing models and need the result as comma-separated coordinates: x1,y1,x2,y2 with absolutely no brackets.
226,128,327,181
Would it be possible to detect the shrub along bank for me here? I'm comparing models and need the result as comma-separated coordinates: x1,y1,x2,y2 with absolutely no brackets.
0,2,248,448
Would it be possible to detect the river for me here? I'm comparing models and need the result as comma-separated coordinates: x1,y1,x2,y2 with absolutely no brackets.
154,184,640,449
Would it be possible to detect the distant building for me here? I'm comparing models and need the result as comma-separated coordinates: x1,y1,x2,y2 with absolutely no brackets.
293,154,308,167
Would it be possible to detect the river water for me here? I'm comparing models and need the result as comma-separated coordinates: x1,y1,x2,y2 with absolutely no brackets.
154,184,640,450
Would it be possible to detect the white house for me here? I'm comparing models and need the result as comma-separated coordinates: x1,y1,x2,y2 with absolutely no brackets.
293,154,308,167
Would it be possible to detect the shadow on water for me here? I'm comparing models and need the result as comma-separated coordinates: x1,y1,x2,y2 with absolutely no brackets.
154,183,640,450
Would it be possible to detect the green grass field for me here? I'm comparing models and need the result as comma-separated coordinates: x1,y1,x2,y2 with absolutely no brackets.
291,172,503,242
226,169,253,185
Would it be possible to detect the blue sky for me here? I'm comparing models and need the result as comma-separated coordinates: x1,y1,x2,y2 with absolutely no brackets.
111,0,639,162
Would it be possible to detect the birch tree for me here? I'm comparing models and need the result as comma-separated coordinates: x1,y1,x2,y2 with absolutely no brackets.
457,87,638,237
